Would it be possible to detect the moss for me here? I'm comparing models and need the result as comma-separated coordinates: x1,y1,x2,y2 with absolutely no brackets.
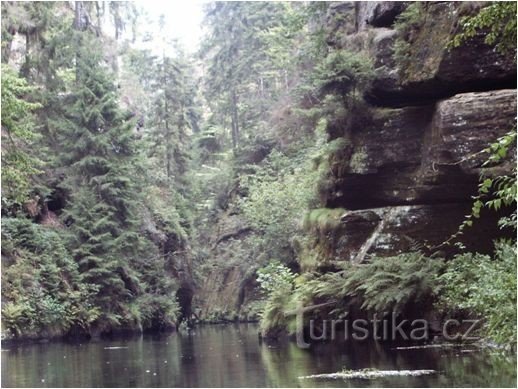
348,147,369,173
298,248,319,272
303,208,347,233
393,2,459,82
327,137,349,155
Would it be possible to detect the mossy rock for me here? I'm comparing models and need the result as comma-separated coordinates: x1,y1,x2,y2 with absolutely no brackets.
303,208,347,233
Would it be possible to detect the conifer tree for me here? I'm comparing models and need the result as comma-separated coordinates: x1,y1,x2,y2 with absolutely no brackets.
201,2,287,149
52,25,145,328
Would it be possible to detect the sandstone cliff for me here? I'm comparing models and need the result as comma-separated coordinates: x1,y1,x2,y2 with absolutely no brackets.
197,2,516,319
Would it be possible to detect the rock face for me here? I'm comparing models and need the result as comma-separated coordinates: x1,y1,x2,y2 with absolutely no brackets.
323,90,516,210
368,2,516,106
313,2,516,264
195,211,262,321
357,1,408,29
198,2,516,320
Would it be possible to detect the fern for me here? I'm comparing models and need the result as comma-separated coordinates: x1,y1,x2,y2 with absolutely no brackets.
293,252,444,315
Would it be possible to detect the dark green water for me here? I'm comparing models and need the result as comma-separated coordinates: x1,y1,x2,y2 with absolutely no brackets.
1,323,516,387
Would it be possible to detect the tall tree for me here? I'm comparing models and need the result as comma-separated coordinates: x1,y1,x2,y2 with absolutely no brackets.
200,2,287,150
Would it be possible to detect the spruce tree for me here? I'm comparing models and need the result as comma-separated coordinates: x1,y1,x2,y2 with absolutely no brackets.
55,29,145,329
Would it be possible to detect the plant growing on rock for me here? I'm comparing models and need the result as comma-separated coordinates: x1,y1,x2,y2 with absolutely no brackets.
297,252,444,315
392,2,425,75
313,49,375,106
451,129,517,242
451,2,517,58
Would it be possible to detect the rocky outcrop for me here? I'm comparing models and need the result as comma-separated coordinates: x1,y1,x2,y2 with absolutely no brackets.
196,264,260,322
357,1,408,29
367,2,516,106
196,2,516,322
305,203,506,268
195,211,262,321
316,89,516,260
312,2,516,264
323,90,516,210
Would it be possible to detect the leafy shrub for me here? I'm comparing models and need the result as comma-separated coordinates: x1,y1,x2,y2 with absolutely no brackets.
451,130,516,244
239,145,321,260
257,260,297,294
451,2,517,57
259,288,293,337
438,241,517,346
257,261,296,336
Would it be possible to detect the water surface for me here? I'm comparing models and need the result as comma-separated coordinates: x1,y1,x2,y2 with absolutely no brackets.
2,324,516,387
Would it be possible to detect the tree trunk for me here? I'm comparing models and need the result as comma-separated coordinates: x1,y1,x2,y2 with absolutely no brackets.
163,54,173,178
74,2,89,31
230,89,239,150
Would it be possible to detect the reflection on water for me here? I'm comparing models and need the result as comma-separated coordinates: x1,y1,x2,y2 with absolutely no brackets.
2,323,516,387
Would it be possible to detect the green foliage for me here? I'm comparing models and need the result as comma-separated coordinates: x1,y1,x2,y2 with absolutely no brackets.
261,244,516,347
1,64,43,212
201,2,288,149
133,294,181,330
239,144,321,259
453,130,517,242
393,3,425,73
256,261,296,335
313,50,375,103
259,288,293,336
438,241,517,346
451,2,517,57
0,4,187,337
125,42,199,184
258,252,444,336
343,253,443,313
49,30,151,326
1,218,98,337
257,260,296,295
298,252,443,314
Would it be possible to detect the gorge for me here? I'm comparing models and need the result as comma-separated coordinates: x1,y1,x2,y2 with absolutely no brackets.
1,1,516,387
